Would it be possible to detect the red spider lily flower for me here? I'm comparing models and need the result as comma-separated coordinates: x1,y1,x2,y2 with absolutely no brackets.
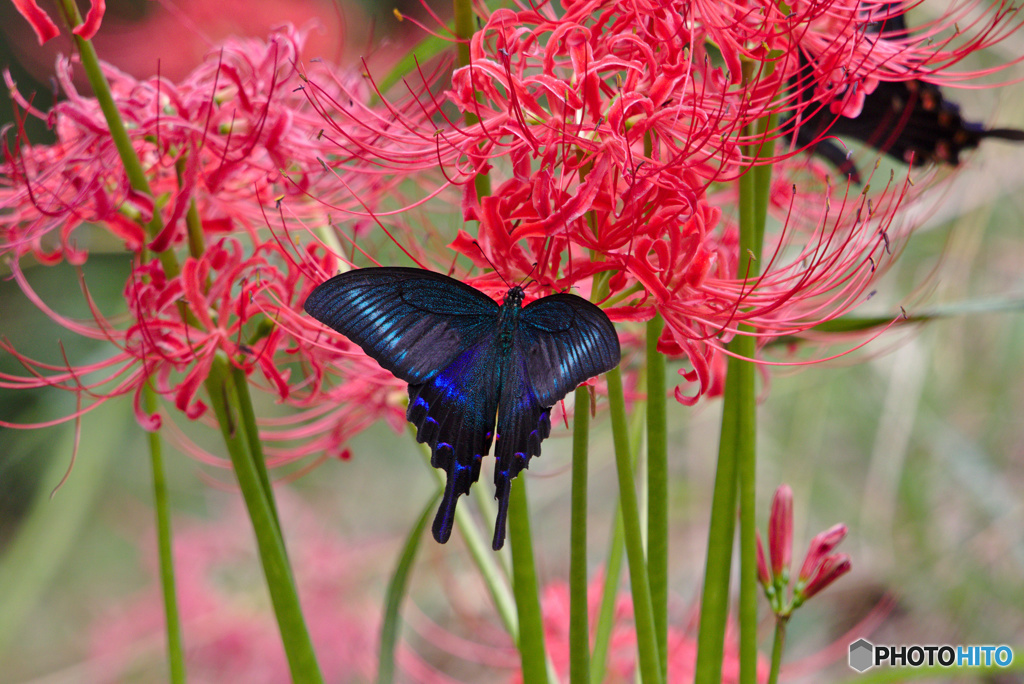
797,523,849,585
0,26,407,467
10,0,60,44
797,552,852,601
756,533,772,589
1,25,374,265
10,0,106,43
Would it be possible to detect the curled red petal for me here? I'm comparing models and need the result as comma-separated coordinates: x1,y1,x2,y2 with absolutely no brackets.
11,0,60,44
71,0,105,40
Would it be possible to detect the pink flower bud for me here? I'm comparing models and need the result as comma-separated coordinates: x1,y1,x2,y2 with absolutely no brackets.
799,553,852,600
797,523,848,582
768,484,793,580
756,531,771,586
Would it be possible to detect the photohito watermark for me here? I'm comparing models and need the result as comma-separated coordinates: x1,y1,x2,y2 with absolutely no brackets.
848,639,1014,673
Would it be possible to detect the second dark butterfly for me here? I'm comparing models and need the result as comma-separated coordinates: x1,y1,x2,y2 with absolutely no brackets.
304,267,621,550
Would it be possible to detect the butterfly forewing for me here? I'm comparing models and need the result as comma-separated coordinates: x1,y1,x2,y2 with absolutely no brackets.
519,294,622,406
303,267,500,384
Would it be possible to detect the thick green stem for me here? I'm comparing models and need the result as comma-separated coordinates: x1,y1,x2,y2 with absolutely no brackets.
736,109,769,684
231,365,284,540
144,384,186,684
569,386,591,684
205,355,323,684
607,367,663,684
508,478,549,684
590,404,645,684
767,616,788,684
646,313,669,679
734,331,759,684
694,373,740,684
452,0,491,201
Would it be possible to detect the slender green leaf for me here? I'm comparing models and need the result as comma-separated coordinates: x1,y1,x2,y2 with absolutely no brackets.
377,491,440,684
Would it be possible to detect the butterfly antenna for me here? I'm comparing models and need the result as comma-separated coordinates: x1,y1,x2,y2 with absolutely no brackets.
518,262,539,291
472,240,513,288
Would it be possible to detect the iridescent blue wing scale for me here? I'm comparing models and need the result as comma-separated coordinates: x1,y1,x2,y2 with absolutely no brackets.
490,293,621,550
303,267,499,384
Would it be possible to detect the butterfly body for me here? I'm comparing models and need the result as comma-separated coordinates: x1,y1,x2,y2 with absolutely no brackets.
304,267,620,550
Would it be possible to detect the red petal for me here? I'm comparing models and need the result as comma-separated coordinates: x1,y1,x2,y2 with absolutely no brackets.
11,0,60,45
72,0,105,40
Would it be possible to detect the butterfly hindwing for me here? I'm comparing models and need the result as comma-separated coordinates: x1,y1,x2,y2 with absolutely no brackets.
407,334,502,543
491,351,552,550
490,293,621,549
304,267,500,384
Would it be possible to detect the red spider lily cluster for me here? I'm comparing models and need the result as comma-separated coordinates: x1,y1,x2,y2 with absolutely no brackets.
303,0,1022,403
2,0,1022,460
0,25,407,465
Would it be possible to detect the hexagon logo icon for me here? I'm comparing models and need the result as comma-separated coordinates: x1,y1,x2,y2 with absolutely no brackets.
849,639,874,672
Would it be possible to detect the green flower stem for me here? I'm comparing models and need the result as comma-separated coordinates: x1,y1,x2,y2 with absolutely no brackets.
607,367,663,684
418,442,519,638
453,0,492,201
646,313,669,679
590,509,625,684
569,385,591,684
591,404,645,684
205,355,323,684
144,383,186,684
767,616,788,684
736,110,770,684
508,477,550,684
453,0,474,72
694,369,740,684
752,113,779,254
231,364,284,539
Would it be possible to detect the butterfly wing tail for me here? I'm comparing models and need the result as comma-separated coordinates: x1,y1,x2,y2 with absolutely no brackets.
492,470,511,551
432,459,463,543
